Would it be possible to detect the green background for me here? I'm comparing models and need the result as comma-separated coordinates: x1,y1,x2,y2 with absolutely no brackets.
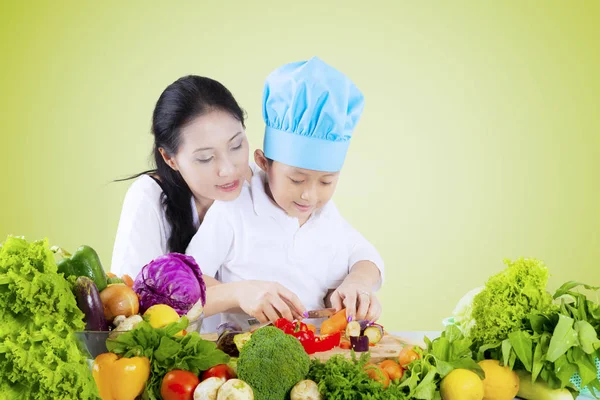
1,1,598,331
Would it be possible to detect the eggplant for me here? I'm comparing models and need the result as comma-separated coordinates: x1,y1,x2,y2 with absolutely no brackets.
363,324,384,345
345,320,371,338
217,322,242,337
350,335,370,352
75,276,109,331
216,331,242,357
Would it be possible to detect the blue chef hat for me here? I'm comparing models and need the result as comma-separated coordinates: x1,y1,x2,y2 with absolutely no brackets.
262,56,365,172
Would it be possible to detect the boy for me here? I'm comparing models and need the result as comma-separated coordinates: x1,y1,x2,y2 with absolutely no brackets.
186,57,384,330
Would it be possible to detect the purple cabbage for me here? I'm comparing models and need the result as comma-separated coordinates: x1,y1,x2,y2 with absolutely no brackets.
133,253,206,315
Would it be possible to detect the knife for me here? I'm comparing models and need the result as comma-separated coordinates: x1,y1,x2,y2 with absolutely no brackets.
247,308,337,326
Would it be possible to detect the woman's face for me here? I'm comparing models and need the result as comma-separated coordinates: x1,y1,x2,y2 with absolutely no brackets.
161,109,250,203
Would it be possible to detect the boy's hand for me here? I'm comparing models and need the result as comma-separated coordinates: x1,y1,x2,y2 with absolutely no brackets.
330,281,381,323
235,280,306,323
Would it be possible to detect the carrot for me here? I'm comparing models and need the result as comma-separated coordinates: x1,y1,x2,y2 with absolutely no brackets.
320,308,348,335
106,272,117,278
121,274,134,288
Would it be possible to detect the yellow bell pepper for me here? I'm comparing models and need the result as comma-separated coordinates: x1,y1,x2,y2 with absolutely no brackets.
92,353,150,400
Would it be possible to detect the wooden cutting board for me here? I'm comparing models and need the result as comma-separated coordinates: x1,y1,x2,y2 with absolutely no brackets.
200,332,410,364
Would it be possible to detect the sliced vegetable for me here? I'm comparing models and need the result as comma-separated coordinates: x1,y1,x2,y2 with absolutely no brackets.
290,379,322,400
233,332,253,353
350,335,370,352
217,331,244,357
345,320,362,337
55,245,109,292
218,322,243,337
161,369,200,400
99,283,139,322
74,276,109,331
320,308,348,335
193,377,226,400
363,324,384,345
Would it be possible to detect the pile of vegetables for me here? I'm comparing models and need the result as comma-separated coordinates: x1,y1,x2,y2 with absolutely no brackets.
0,236,99,399
105,316,232,399
452,257,600,398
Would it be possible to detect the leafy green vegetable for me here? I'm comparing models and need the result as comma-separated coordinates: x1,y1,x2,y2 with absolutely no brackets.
307,352,408,400
468,257,554,349
307,325,482,400
0,235,99,399
497,281,600,392
107,316,229,400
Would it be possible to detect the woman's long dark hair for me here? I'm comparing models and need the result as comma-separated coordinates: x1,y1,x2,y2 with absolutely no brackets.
118,75,245,253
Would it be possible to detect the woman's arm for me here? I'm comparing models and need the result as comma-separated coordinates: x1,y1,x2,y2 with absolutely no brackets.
111,177,166,278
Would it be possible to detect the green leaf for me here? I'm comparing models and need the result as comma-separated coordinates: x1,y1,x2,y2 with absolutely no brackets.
413,367,438,399
532,341,544,381
553,281,600,299
501,339,512,367
449,358,485,380
553,354,578,388
572,347,598,388
508,331,533,372
154,336,181,362
546,315,579,362
574,320,600,354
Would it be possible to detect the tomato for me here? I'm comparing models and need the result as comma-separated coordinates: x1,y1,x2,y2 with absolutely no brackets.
364,364,390,388
201,364,237,381
379,359,404,381
160,370,200,400
398,346,420,368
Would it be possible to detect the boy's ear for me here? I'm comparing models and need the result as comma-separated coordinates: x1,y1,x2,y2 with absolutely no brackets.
254,149,269,172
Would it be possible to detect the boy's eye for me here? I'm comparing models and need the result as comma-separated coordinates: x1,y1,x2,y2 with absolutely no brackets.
289,178,304,184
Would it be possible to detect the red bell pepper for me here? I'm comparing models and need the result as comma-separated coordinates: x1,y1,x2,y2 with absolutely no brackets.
274,318,341,354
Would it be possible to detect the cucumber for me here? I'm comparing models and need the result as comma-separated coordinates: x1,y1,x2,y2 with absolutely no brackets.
75,276,109,331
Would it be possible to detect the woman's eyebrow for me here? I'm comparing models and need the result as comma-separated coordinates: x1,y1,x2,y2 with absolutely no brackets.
193,132,243,152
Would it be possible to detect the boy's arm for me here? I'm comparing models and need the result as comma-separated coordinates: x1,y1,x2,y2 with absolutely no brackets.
344,220,385,291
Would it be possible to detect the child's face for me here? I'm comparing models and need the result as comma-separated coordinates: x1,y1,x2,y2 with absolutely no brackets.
255,150,340,224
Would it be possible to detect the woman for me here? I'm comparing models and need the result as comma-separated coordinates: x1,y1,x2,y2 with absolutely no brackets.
112,76,306,330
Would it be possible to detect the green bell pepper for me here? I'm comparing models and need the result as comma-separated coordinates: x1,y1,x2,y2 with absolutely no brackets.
54,245,108,292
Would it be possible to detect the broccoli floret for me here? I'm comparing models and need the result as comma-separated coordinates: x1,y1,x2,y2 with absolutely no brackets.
237,326,310,400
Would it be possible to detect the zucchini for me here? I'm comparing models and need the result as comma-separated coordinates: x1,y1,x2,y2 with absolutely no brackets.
515,370,574,400
74,276,109,331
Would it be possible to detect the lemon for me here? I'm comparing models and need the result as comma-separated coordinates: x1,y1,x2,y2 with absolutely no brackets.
478,360,519,400
143,304,180,328
440,369,485,400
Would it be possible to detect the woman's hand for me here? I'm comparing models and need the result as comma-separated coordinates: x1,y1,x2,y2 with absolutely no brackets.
330,280,381,323
234,280,306,323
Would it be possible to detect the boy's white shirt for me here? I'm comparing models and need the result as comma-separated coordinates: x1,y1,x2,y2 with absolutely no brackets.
186,170,385,333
